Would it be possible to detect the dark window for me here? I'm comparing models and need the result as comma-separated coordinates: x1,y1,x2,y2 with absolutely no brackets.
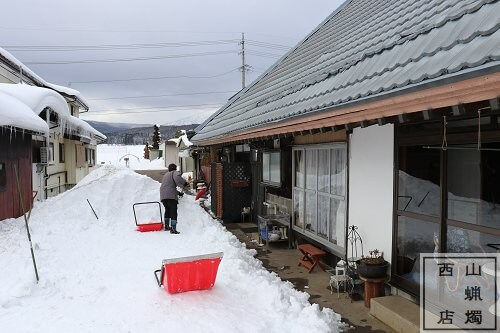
447,143,500,229
59,143,65,163
32,141,43,163
398,146,440,217
0,162,6,191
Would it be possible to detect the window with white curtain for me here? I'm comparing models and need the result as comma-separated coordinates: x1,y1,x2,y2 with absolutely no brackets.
293,144,347,253
262,151,280,184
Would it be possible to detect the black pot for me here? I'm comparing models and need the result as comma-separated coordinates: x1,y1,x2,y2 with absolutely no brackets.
356,260,389,278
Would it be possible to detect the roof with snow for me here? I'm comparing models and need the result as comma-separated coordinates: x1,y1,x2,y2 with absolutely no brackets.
0,47,89,109
0,83,70,117
0,90,48,133
192,0,500,143
0,83,105,140
168,130,193,148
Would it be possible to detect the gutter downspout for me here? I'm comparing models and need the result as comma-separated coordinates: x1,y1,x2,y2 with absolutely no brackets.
44,108,50,200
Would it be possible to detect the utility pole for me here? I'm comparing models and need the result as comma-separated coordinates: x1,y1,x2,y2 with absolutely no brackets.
239,32,248,89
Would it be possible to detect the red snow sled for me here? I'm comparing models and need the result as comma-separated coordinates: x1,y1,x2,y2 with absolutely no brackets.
133,201,164,232
154,252,223,294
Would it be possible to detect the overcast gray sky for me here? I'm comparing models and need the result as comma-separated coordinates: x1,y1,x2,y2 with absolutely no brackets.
1,0,344,125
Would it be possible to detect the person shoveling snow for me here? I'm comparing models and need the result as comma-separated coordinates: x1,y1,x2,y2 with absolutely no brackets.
0,165,344,332
160,163,189,234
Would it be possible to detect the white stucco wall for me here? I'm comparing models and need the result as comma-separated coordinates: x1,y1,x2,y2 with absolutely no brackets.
348,124,394,264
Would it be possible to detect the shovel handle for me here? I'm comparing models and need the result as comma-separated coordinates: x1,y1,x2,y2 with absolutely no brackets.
154,268,163,287
133,201,164,226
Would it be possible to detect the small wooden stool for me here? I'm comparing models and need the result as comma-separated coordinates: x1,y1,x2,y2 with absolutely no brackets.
298,244,326,273
359,275,389,308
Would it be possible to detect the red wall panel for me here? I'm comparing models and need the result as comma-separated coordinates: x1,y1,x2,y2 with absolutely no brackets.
0,131,33,221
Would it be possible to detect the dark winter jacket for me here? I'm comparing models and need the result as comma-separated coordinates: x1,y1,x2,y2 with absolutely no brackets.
160,171,188,201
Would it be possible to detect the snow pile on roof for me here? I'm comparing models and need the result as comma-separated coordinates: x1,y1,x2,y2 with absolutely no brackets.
0,165,343,332
0,47,89,107
0,83,70,117
0,83,105,139
0,91,48,133
44,82,87,106
67,115,106,140
168,129,193,148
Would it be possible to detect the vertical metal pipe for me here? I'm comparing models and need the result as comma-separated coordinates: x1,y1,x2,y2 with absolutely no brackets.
45,108,50,200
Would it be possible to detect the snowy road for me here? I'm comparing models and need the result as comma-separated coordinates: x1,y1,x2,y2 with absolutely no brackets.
0,166,342,332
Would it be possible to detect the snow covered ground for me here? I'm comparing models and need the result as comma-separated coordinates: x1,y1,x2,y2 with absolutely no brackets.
97,144,166,170
0,166,343,332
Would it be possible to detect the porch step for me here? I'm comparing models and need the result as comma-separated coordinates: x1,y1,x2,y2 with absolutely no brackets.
370,296,419,333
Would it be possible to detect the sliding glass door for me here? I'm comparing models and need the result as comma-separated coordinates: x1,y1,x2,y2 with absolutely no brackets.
446,143,500,253
395,116,500,295
293,144,347,256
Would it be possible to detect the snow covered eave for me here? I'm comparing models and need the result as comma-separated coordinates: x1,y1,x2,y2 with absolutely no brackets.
0,90,49,134
0,83,71,119
44,83,89,110
66,115,107,141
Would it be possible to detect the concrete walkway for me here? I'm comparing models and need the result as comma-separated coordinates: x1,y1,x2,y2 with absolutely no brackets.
225,222,395,332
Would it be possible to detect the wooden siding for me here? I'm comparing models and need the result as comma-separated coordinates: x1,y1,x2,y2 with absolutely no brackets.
293,130,347,145
0,131,33,221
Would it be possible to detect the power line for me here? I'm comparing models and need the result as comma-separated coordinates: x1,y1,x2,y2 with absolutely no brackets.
4,39,240,51
246,50,282,59
88,90,237,101
24,50,237,65
90,102,223,113
246,40,291,50
0,26,298,41
4,39,291,52
85,105,222,116
68,69,239,84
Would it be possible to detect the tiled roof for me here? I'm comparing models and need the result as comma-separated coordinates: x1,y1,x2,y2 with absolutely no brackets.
192,0,500,143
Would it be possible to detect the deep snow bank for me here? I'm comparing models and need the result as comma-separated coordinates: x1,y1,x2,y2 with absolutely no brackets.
97,144,166,170
0,165,343,332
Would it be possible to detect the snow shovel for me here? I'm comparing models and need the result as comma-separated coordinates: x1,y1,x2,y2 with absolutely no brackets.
133,201,164,232
154,252,223,294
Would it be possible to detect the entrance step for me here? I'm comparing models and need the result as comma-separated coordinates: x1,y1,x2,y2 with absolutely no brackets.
370,296,419,333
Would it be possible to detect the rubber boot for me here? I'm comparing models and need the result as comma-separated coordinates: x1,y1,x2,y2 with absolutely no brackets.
170,219,179,234
164,218,171,231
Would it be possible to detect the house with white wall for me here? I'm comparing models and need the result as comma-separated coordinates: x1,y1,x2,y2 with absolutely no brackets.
0,47,105,202
191,0,500,303
167,130,195,174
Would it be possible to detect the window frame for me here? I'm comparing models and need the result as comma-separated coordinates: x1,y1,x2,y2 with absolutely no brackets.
292,143,348,256
48,142,55,165
261,150,281,186
85,148,95,167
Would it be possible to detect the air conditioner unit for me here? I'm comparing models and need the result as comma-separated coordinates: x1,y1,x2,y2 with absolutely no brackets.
40,146,53,164
40,147,49,163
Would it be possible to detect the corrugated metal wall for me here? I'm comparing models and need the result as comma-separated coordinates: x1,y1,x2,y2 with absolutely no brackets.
0,131,33,221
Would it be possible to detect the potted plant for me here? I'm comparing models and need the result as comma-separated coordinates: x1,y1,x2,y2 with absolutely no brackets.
356,249,389,278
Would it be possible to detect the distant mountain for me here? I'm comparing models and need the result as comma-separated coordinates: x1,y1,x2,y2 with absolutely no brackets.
90,121,199,145
86,121,150,134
